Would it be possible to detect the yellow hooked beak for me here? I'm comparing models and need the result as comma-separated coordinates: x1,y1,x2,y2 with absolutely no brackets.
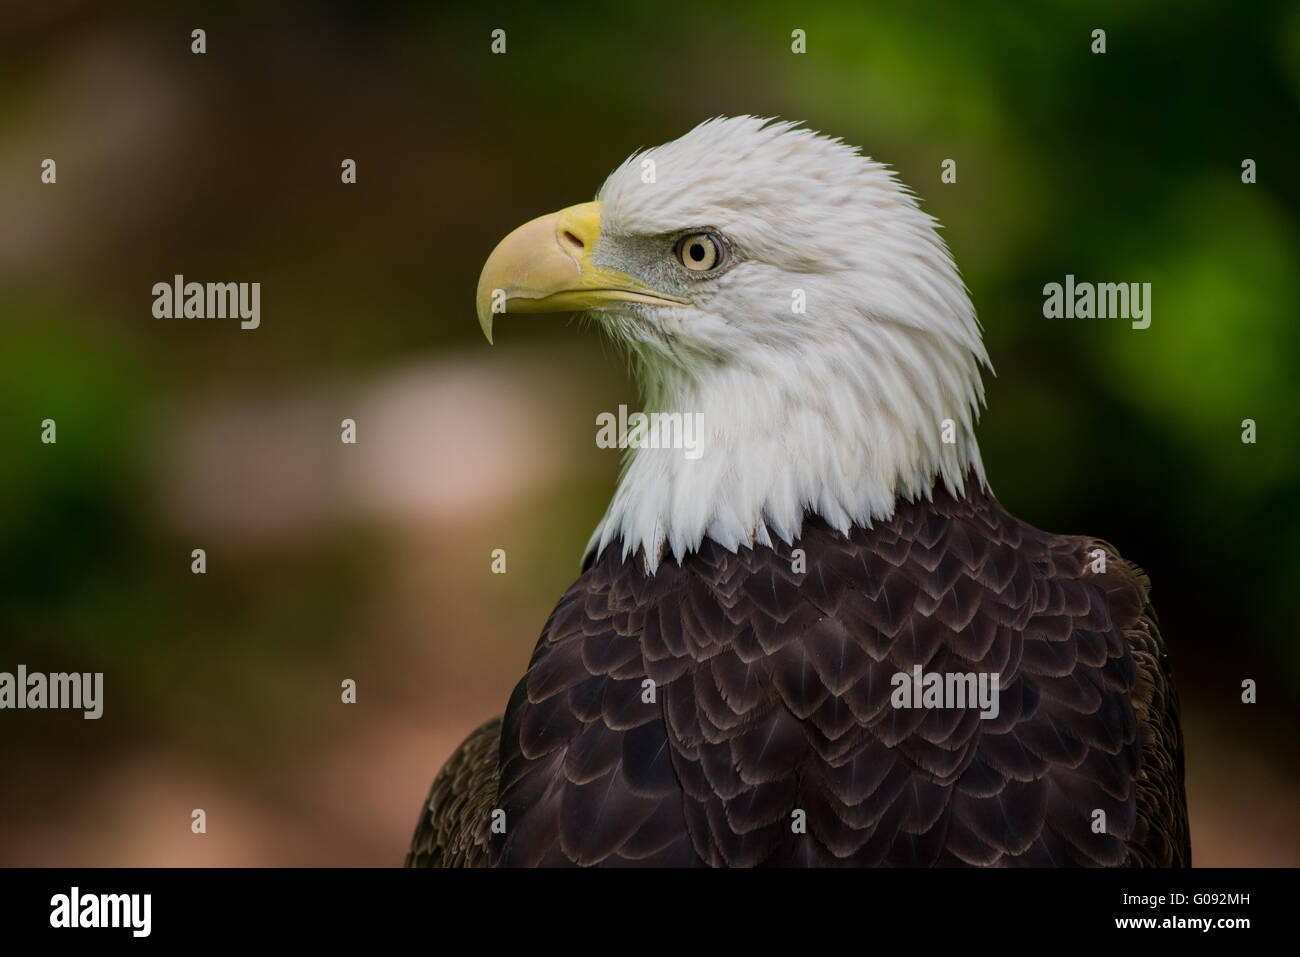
474,200,686,343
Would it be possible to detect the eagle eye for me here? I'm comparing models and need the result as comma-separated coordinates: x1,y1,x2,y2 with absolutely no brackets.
674,233,722,272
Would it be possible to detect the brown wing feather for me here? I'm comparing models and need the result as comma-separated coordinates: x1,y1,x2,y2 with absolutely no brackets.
427,475,1189,867
405,716,501,867
1090,547,1191,866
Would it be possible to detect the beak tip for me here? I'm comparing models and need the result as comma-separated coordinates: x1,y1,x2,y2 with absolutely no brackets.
475,283,496,344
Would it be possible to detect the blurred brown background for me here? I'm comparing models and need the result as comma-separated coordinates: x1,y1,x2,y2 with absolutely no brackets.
1,0,1297,865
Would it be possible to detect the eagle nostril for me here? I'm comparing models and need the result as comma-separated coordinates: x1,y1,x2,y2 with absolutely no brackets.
562,230,585,251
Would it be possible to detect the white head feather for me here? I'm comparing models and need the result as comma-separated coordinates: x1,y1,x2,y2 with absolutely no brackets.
584,116,992,572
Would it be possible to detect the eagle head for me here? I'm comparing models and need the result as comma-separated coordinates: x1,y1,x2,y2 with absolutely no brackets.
476,116,991,571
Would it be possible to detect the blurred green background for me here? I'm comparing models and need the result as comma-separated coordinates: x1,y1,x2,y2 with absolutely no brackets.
1,0,1297,865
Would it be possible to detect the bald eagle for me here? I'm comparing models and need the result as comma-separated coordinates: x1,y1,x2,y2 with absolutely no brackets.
407,117,1190,868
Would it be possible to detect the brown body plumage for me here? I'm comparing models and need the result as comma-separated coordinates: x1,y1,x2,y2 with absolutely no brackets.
408,476,1189,867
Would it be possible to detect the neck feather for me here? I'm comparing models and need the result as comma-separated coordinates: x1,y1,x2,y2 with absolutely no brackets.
585,317,989,573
